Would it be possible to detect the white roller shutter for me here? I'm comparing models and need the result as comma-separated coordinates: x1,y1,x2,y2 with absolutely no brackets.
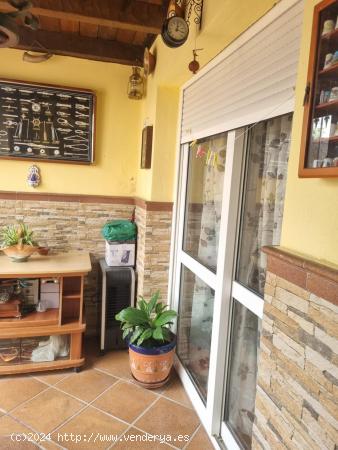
181,0,303,143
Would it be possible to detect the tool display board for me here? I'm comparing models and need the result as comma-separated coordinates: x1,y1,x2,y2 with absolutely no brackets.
0,79,95,164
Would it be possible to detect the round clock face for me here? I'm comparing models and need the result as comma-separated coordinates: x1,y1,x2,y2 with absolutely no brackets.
167,16,188,41
162,16,189,48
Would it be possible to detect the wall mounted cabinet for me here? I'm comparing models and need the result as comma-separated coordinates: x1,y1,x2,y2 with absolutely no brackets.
299,0,338,177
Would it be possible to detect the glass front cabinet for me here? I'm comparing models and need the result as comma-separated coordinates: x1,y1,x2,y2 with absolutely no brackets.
299,0,338,177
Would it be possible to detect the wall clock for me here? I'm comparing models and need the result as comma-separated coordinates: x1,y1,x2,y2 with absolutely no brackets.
161,16,189,48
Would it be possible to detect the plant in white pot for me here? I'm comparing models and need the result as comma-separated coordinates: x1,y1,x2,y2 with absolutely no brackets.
115,291,177,388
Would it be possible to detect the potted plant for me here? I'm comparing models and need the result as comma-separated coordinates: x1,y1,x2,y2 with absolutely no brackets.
115,291,177,388
0,222,39,262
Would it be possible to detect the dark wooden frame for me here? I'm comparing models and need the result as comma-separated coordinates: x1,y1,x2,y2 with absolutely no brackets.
299,0,338,178
0,78,96,165
140,125,153,169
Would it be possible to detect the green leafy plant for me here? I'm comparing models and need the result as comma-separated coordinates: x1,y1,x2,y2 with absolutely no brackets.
115,291,177,347
0,222,37,248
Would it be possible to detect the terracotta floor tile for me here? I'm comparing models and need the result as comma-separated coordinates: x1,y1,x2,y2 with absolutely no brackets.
39,439,64,450
161,372,193,408
56,368,117,402
135,398,200,449
12,388,84,434
0,436,39,449
52,406,128,450
93,380,157,423
34,370,73,386
0,414,31,436
0,377,47,412
113,427,174,450
0,340,209,450
93,350,132,380
186,426,214,450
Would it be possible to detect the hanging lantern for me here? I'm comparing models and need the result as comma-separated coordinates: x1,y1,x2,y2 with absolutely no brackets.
127,66,144,100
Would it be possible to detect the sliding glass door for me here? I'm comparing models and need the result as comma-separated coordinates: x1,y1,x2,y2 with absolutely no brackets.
222,113,293,449
172,129,245,432
175,131,228,404
171,113,293,447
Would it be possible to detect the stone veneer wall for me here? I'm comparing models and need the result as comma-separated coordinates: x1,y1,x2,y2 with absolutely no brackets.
0,194,172,335
253,247,338,450
135,203,172,301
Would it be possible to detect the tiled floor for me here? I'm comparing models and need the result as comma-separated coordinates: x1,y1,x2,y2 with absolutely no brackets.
0,340,214,450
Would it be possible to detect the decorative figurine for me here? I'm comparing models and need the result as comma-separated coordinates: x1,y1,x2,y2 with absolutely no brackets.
27,164,41,188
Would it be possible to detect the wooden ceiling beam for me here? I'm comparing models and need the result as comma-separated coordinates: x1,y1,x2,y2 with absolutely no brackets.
138,0,163,5
14,27,144,65
0,0,166,34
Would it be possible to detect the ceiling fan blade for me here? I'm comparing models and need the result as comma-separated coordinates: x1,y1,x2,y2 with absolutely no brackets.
0,14,19,48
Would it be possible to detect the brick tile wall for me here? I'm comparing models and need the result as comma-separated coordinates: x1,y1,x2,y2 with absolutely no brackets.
253,248,338,450
0,198,172,335
135,205,172,302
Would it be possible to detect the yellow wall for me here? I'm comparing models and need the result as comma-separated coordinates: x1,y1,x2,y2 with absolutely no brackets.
136,0,277,201
0,49,141,196
2,0,335,265
280,0,338,266
0,0,277,201
151,86,180,201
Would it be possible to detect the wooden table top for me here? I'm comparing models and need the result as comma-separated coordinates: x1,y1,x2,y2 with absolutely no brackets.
0,252,91,277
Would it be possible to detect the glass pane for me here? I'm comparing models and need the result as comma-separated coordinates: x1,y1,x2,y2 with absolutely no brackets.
0,335,70,366
177,266,215,402
305,2,338,169
224,300,260,449
183,132,227,272
236,114,293,295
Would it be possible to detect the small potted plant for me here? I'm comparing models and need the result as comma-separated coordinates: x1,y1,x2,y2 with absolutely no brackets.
115,291,177,388
0,222,39,262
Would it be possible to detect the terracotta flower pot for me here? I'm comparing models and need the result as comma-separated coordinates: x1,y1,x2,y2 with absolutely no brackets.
128,336,176,389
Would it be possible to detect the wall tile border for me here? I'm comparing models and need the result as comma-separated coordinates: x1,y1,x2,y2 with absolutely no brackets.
0,190,173,211
263,246,338,306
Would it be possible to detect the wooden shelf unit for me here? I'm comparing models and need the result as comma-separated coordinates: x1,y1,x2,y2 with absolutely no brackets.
0,253,91,375
315,98,338,111
318,62,338,77
0,308,59,329
299,0,338,177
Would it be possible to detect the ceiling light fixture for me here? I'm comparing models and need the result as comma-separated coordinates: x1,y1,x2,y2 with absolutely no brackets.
22,40,53,63
0,0,39,49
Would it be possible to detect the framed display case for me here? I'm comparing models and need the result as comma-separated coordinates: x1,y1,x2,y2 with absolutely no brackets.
299,0,338,177
0,79,95,164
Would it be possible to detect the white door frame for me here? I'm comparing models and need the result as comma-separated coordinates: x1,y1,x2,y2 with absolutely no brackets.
170,129,245,437
167,2,302,448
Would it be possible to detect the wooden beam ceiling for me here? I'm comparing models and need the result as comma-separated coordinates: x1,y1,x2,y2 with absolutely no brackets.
0,0,165,34
16,27,144,65
0,0,168,65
